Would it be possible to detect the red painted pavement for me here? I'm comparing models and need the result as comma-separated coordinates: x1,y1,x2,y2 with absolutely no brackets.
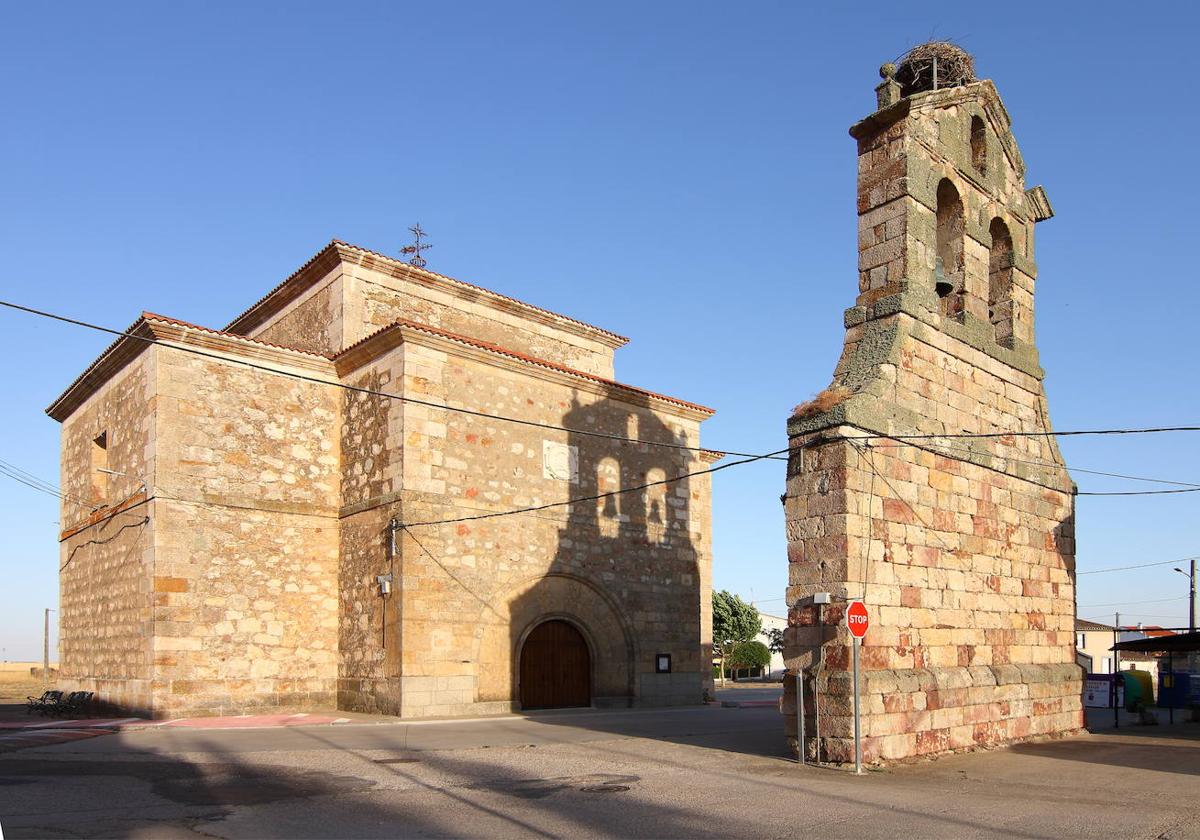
2,713,346,731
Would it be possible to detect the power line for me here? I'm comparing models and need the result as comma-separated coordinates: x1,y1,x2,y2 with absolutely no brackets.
852,435,1200,497
1081,613,1187,622
0,299,785,462
7,297,1199,533
0,460,97,512
1077,556,1200,576
847,439,957,553
0,460,70,500
0,465,63,501
868,439,1200,489
9,298,1200,463
400,446,791,529
1077,487,1200,497
832,426,1200,442
1077,596,1187,608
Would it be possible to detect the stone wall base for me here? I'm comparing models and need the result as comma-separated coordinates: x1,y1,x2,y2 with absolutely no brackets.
61,675,337,719
784,662,1083,765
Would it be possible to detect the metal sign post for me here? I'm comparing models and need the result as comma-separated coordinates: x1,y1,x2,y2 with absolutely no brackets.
846,600,869,775
852,637,863,774
796,670,805,766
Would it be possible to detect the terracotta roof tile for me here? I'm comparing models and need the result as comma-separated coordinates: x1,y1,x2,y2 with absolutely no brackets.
337,318,715,416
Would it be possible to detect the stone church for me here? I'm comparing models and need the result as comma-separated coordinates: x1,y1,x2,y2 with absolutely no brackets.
49,241,717,718
783,46,1083,764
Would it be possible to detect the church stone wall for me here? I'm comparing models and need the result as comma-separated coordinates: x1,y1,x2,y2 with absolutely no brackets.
336,354,405,714
54,249,713,720
253,273,344,357
58,352,157,714
343,264,618,378
143,347,342,716
335,335,714,718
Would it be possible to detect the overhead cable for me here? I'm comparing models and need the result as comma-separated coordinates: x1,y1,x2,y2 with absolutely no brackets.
1077,556,1200,576
0,299,784,462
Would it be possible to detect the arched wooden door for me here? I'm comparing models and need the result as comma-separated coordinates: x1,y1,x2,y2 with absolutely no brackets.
519,619,591,709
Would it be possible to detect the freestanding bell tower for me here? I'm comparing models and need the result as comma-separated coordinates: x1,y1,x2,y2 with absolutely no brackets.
783,44,1082,764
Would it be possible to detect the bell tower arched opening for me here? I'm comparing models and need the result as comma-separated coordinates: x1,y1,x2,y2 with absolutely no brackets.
935,178,966,319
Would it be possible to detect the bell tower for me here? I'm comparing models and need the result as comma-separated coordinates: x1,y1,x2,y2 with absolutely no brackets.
855,47,1053,358
783,44,1081,765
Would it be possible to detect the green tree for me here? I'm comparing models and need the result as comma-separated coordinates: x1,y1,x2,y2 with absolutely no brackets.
712,590,761,685
764,627,785,657
728,640,771,679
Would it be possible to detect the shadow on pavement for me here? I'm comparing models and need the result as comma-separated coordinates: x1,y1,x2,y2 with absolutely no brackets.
1010,723,1200,776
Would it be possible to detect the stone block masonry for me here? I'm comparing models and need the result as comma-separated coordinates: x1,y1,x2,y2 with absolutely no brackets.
49,243,716,719
783,54,1082,765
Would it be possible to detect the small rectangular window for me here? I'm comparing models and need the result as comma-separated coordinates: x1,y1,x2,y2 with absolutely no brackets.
90,432,108,502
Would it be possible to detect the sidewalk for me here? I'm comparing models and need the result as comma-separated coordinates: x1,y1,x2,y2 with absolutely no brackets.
0,711,355,732
715,681,783,708
1085,705,1200,730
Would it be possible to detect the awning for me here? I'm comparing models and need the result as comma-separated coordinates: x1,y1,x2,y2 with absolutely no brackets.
1110,631,1200,655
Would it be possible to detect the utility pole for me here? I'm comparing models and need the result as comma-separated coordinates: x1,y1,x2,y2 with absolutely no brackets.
1113,612,1120,729
1176,558,1197,633
1176,559,1198,673
43,608,53,687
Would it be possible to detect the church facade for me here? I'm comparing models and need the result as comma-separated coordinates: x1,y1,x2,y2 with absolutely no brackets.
49,242,717,718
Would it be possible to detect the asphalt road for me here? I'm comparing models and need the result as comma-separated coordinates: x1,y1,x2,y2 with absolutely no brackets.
2,699,1199,839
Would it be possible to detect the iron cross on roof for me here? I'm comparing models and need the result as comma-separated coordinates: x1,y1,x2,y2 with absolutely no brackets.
400,223,432,268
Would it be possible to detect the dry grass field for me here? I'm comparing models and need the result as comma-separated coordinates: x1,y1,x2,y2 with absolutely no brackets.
0,662,56,704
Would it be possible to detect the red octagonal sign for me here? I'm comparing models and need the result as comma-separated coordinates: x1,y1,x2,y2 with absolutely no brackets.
846,601,869,639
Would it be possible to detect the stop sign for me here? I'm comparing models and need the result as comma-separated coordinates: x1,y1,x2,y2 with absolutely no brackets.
846,601,869,638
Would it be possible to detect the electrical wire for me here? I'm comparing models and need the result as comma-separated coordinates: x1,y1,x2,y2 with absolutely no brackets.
0,299,785,462
60,516,148,572
839,435,1200,497
0,460,97,512
1077,556,1200,576
8,297,1200,459
846,440,957,553
831,426,1200,442
6,297,1199,534
866,439,1200,489
400,446,791,529
1077,487,1200,497
1077,596,1187,608
0,465,64,501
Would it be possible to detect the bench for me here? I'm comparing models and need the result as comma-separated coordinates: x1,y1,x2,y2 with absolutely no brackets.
24,690,94,717
25,690,63,715
50,691,95,717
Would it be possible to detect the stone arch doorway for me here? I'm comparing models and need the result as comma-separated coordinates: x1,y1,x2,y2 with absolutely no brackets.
519,619,591,709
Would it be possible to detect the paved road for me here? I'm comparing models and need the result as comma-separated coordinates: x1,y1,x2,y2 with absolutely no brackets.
1,701,1198,839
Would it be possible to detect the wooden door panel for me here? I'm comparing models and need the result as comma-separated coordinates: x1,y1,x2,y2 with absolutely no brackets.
519,620,590,709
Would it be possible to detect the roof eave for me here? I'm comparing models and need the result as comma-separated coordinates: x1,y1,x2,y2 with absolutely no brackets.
334,319,715,421
223,239,631,350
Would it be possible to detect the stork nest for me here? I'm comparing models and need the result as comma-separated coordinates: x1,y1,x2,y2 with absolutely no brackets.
894,41,976,97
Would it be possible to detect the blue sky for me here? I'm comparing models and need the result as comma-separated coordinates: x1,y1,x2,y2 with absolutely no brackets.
1,2,1197,659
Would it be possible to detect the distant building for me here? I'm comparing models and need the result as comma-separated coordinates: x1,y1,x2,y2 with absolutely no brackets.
1076,618,1172,686
1076,618,1115,674
758,612,787,678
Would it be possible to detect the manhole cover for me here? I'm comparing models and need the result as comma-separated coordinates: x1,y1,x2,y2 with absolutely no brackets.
374,757,420,764
579,784,630,793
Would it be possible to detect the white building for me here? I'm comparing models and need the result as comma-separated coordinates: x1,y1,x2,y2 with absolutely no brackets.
759,612,787,679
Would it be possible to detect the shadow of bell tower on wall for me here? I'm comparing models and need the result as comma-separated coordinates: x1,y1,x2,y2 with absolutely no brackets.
505,391,705,711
